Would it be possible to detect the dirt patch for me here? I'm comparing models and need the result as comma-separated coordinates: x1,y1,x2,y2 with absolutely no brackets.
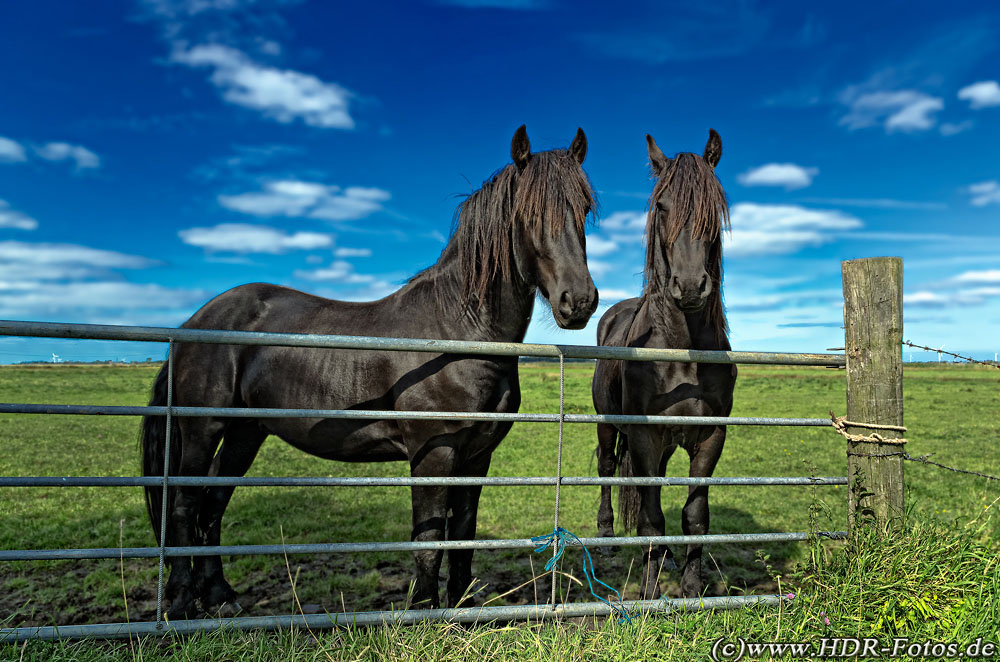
1,543,797,628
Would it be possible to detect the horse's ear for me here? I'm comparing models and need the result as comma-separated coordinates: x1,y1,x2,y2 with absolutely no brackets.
569,127,587,165
511,124,531,172
703,128,722,169
646,134,669,174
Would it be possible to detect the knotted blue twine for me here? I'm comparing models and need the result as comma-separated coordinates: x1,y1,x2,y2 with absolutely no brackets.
531,526,633,624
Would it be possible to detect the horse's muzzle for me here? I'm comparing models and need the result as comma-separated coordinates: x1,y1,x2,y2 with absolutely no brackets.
554,286,599,329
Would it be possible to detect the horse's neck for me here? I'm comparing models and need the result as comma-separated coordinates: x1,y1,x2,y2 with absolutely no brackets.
644,292,716,350
403,241,535,343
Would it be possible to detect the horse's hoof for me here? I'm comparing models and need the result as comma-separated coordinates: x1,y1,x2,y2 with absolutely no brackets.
596,546,615,557
662,556,679,572
166,599,199,620
200,581,238,612
206,601,243,618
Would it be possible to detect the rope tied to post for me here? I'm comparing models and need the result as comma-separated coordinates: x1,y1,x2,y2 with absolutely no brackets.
829,411,907,445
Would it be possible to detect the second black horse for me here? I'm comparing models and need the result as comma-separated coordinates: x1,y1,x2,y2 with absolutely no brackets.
592,130,735,599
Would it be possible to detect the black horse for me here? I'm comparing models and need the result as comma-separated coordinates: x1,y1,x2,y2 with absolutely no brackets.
591,130,735,599
142,126,599,618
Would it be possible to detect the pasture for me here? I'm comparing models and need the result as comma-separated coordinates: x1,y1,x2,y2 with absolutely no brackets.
1,360,998,656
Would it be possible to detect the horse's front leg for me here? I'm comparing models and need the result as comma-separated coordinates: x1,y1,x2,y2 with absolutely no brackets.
408,442,457,609
445,451,492,608
681,425,726,597
629,428,671,600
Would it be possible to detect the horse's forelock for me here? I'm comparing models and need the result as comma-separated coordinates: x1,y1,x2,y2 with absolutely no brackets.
452,150,595,307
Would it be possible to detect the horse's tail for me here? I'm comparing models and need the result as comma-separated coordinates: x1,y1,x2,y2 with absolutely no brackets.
141,363,180,545
616,434,640,533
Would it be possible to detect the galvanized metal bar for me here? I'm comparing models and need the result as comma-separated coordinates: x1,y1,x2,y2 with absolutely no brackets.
550,352,565,606
0,594,786,642
0,319,846,366
0,531,847,561
0,403,832,427
154,339,173,629
0,475,849,487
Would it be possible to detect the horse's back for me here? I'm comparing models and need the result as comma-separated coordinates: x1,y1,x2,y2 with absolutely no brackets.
595,297,641,347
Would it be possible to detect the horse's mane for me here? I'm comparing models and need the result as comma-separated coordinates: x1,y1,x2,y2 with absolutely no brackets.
644,152,731,341
449,149,595,306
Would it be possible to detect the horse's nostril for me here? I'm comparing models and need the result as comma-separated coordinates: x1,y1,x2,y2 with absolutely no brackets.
700,275,708,293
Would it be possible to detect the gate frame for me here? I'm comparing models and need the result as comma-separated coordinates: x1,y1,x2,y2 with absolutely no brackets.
0,256,901,641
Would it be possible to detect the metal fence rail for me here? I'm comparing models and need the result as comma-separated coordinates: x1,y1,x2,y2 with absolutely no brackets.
0,475,849,488
0,403,831,427
0,595,786,643
0,319,848,639
0,531,849,562
0,319,846,366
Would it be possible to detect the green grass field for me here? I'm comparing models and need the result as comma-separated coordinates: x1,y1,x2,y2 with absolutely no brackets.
0,361,998,656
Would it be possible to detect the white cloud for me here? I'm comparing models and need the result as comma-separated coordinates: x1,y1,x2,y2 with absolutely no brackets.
798,197,946,210
957,80,1000,109
218,180,390,221
904,291,944,306
294,259,375,284
334,246,372,258
839,90,943,132
171,43,355,128
0,239,203,322
0,282,207,314
905,287,1000,309
602,211,645,232
905,267,1000,309
586,260,614,277
0,136,27,163
726,203,862,257
939,120,973,136
142,0,263,17
34,142,101,169
600,211,646,244
597,287,635,302
738,163,818,190
0,200,38,230
966,181,1000,207
952,269,1000,285
0,241,154,270
178,223,333,253
586,235,618,257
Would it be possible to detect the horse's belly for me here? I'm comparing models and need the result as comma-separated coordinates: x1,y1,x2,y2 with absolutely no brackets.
268,418,408,462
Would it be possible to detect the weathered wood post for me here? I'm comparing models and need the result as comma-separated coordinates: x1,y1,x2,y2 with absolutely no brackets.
842,257,905,533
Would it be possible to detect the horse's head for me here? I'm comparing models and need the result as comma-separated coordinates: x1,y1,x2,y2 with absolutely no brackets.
645,130,729,315
509,125,599,329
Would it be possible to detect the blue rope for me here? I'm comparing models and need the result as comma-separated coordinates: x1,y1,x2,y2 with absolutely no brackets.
531,527,633,624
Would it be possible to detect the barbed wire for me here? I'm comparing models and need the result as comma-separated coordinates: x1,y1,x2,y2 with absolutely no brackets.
905,453,1000,482
902,340,1000,370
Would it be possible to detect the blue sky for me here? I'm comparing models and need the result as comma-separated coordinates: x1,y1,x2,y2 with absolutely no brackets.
2,0,999,363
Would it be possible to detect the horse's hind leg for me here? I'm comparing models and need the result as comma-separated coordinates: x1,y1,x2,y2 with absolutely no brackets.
165,418,224,619
596,424,617,540
680,425,726,598
194,421,267,614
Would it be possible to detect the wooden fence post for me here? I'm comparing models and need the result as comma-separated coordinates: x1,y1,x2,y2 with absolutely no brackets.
842,257,905,533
